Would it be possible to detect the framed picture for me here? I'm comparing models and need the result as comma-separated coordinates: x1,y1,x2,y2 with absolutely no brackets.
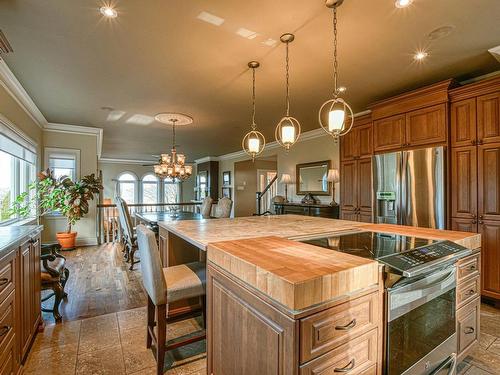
222,187,232,198
222,171,231,186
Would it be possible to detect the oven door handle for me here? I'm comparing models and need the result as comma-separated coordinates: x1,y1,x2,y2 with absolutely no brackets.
430,353,457,375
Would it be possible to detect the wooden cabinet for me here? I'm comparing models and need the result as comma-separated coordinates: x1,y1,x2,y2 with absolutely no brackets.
340,159,372,223
373,115,405,152
451,99,477,147
451,147,477,219
341,123,373,160
274,203,339,219
405,104,447,147
477,92,500,144
478,144,500,220
479,220,500,300
457,297,480,363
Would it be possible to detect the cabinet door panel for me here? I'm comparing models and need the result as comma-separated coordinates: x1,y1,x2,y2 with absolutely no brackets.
373,115,405,152
358,158,372,212
478,144,500,220
358,211,373,223
480,220,500,299
20,243,32,358
451,99,477,147
340,160,358,211
477,92,500,144
358,124,373,159
341,209,358,222
405,104,447,147
451,218,477,234
341,129,357,161
451,147,477,218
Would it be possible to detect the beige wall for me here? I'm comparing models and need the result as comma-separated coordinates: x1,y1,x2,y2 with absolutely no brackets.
0,84,43,163
98,162,197,203
219,134,340,216
41,131,98,245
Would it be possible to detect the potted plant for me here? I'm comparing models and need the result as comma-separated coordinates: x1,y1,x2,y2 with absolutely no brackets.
10,169,102,250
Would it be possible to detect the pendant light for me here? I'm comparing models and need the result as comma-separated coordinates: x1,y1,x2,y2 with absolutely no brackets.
275,33,301,151
242,61,266,161
318,0,354,141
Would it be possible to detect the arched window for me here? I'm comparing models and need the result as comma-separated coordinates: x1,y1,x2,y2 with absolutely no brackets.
117,172,137,203
141,174,159,204
164,181,180,203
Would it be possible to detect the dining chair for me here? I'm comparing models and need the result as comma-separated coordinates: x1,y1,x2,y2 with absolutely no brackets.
136,225,206,375
200,196,213,218
116,197,139,270
214,197,233,218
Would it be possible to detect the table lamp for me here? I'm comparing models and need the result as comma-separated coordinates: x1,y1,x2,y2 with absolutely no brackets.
279,174,292,202
326,169,340,206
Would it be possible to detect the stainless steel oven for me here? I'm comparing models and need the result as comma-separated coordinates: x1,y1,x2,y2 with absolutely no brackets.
386,266,457,375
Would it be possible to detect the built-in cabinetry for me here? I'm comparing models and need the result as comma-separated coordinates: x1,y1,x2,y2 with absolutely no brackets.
456,251,481,362
340,114,373,222
274,202,339,219
450,77,500,300
0,226,42,374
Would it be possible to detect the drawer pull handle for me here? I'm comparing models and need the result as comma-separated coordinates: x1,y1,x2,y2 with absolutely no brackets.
0,326,10,337
335,319,357,331
464,327,475,334
465,289,475,296
468,265,476,271
0,278,8,286
334,359,355,373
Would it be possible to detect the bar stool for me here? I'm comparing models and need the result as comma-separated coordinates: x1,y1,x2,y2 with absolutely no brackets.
136,225,206,375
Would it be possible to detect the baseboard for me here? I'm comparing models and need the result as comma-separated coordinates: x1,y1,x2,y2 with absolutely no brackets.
42,237,98,247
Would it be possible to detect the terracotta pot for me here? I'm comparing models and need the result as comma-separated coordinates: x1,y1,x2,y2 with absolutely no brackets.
56,232,78,250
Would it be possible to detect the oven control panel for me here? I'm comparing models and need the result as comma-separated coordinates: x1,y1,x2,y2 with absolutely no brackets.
378,240,469,276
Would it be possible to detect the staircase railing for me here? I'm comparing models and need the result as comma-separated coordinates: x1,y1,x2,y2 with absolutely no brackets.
255,174,278,216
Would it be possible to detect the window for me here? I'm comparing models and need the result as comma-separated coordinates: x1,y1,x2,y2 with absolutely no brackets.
164,181,180,203
141,174,159,204
0,119,37,224
44,148,80,180
117,172,137,203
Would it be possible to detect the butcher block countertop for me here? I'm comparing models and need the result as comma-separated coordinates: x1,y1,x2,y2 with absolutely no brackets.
207,236,379,311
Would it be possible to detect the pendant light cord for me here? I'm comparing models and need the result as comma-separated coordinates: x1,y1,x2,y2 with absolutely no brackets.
171,119,177,151
251,67,257,130
332,6,339,96
285,41,291,116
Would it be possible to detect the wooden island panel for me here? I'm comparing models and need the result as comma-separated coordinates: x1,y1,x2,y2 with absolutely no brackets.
207,236,379,311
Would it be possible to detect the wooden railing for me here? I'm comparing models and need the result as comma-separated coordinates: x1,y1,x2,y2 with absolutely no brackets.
96,202,201,244
255,174,278,216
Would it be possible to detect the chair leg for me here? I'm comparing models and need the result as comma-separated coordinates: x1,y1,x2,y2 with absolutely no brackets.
129,247,137,270
147,296,154,349
52,282,64,322
62,268,70,299
156,304,167,375
201,295,207,329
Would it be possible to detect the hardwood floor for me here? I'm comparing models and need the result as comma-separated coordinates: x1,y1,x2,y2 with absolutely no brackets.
42,243,147,323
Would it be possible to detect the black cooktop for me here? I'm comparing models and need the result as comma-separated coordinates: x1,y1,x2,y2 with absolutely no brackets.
301,231,436,260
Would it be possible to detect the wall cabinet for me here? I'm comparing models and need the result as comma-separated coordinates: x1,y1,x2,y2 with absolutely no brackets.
480,220,500,300
341,123,373,160
451,147,477,219
340,158,372,223
373,104,446,152
451,99,477,147
477,92,500,144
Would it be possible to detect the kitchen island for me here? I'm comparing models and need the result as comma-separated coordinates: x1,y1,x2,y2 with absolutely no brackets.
158,215,481,374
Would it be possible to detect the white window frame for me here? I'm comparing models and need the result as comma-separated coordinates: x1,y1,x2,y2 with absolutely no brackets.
140,173,160,204
163,180,182,204
44,147,81,180
116,171,139,203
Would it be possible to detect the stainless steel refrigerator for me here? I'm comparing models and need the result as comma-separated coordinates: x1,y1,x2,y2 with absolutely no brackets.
372,146,445,229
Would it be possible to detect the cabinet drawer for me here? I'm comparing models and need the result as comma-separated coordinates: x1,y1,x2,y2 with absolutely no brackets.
0,254,15,304
457,297,480,359
457,276,480,309
0,333,15,375
300,329,378,375
457,252,480,283
0,291,14,354
300,292,379,363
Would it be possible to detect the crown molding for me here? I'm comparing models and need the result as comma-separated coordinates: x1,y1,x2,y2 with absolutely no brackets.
194,156,220,164
0,59,47,128
99,157,155,165
44,122,103,158
218,110,372,161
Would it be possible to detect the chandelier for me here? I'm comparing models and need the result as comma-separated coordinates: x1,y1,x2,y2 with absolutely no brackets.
318,0,354,141
242,61,266,161
275,33,301,151
153,113,193,181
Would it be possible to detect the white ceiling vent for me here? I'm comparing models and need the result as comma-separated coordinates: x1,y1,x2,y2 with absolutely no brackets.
489,45,500,63
0,30,13,54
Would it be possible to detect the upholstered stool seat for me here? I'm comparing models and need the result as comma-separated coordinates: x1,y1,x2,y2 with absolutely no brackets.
163,262,206,302
136,225,206,375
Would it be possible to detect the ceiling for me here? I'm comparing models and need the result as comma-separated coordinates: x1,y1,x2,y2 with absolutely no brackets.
1,0,499,161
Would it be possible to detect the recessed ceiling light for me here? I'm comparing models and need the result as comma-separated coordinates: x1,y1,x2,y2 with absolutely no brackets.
395,0,413,8
197,11,224,26
427,25,455,41
337,86,347,93
236,28,258,40
100,6,117,18
414,51,428,61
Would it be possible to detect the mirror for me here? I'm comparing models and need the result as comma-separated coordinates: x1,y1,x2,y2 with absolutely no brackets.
296,160,331,196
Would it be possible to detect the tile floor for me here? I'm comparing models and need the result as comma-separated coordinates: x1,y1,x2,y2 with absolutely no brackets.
24,307,206,375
